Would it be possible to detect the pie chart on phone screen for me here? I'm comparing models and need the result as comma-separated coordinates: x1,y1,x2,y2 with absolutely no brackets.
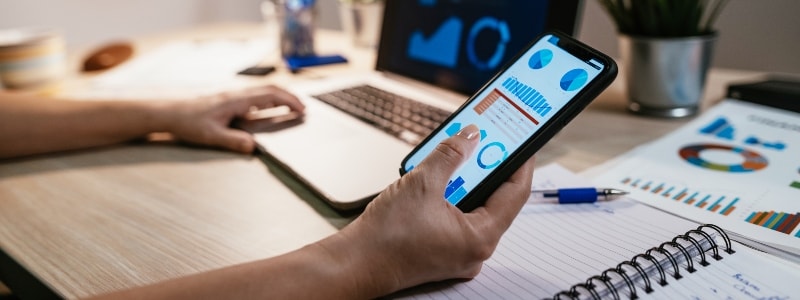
560,69,588,92
528,49,553,69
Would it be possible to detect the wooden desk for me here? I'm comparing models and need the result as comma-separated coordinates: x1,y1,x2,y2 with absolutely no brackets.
0,23,763,299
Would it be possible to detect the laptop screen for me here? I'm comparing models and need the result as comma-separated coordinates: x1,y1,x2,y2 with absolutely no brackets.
376,0,581,96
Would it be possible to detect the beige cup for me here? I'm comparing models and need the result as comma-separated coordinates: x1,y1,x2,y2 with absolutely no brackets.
0,28,66,90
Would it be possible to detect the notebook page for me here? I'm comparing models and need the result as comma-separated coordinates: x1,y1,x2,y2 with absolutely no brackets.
395,164,800,299
642,243,800,299
394,164,701,299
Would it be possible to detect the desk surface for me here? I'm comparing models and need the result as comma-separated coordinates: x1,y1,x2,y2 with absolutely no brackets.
0,23,764,299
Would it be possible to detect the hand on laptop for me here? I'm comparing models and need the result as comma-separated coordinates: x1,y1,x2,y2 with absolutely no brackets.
0,84,304,159
165,84,305,153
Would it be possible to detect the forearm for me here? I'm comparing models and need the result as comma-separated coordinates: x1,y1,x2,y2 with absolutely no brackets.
81,124,532,299
0,93,173,159
90,231,398,300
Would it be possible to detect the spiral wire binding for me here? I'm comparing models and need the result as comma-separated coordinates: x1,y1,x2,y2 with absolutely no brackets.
672,234,709,266
599,268,632,299
646,247,680,280
550,224,735,300
588,275,618,300
660,241,695,273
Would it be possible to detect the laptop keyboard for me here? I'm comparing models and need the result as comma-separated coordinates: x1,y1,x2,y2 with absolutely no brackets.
313,85,451,145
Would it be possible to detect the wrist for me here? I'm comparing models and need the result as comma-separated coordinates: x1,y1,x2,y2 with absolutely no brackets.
144,100,186,136
313,223,403,299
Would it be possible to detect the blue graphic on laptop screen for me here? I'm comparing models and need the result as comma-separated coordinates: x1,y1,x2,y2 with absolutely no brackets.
386,0,550,94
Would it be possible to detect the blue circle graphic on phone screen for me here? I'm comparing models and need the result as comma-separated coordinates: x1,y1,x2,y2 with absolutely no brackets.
528,49,553,70
560,69,589,92
528,49,553,69
477,142,508,169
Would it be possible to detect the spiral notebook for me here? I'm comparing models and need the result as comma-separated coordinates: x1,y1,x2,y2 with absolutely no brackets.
393,164,800,299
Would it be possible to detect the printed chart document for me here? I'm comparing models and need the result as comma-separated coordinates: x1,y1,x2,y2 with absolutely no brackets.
593,99,800,253
396,164,800,299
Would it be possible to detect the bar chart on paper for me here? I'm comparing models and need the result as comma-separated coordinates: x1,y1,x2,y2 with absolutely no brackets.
746,211,800,237
601,159,800,251
594,100,800,251
620,177,739,216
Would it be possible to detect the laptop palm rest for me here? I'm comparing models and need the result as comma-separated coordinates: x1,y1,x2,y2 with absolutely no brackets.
253,99,413,210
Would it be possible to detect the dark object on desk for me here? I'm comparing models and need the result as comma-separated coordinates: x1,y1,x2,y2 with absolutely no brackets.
238,65,276,76
82,42,134,72
232,111,304,133
727,78,800,113
285,54,347,72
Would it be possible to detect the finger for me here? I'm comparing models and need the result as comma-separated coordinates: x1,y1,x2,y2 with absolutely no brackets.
207,127,256,154
474,155,536,231
412,124,481,191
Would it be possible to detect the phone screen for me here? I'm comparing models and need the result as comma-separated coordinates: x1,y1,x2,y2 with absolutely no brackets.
402,33,609,206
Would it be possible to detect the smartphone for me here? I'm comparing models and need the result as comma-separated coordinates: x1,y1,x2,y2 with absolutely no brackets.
400,31,617,212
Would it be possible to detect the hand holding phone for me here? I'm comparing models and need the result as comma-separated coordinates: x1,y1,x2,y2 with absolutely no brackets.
400,32,617,212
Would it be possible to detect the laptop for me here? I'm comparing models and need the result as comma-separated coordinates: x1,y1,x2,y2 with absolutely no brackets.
250,0,582,210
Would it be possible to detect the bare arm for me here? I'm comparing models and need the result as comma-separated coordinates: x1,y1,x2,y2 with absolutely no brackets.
89,124,536,299
0,85,304,159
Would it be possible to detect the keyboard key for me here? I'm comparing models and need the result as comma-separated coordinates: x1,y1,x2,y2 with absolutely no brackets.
313,85,450,145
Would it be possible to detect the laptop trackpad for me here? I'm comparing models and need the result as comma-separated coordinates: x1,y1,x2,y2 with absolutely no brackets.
308,134,409,201
253,103,413,206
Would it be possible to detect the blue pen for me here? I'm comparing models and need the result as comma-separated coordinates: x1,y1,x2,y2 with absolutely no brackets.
532,187,628,204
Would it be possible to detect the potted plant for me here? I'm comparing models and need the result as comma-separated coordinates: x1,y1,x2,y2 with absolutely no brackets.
599,0,728,117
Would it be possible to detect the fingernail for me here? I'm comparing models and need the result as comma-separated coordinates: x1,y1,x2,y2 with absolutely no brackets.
456,124,480,140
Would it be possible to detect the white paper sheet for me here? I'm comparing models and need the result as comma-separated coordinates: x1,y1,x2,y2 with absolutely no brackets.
593,99,800,253
68,38,274,100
